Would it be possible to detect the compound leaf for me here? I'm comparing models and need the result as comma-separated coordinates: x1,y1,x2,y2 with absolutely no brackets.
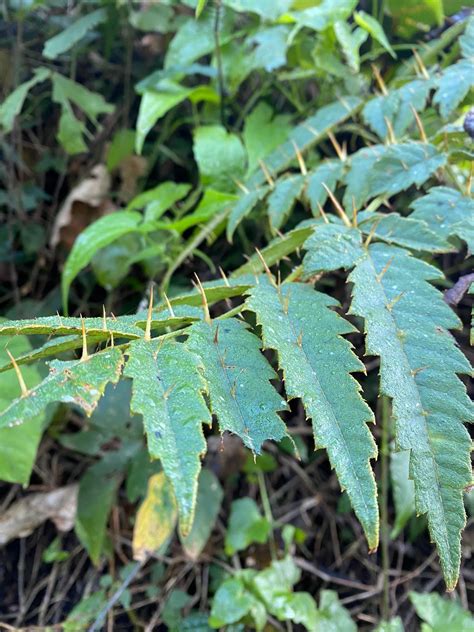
246,280,379,548
125,340,211,535
349,243,472,589
187,318,288,453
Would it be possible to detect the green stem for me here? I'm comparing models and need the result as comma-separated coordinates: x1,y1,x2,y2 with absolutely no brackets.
257,470,277,561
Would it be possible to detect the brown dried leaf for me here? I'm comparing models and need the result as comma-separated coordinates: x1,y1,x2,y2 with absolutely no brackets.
0,484,78,546
50,164,112,249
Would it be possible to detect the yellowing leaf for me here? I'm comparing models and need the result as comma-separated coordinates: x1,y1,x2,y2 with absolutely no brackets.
132,472,177,561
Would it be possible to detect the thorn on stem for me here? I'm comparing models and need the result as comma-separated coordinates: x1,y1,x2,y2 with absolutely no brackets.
145,285,154,341
410,105,428,143
194,274,211,324
327,131,346,161
371,64,388,96
163,293,175,318
81,316,89,361
258,159,275,188
292,140,307,175
322,183,351,228
255,248,277,288
7,351,28,397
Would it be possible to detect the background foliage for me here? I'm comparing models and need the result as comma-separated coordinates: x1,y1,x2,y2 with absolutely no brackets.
0,0,473,630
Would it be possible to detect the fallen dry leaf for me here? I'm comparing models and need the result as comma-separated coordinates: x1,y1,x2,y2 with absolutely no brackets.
50,164,112,249
0,484,78,546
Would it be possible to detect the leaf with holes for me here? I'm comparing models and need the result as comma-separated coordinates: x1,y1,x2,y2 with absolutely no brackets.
0,349,124,431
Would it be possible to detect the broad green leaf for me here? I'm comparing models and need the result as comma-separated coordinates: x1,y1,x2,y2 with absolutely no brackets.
267,175,305,230
76,462,119,564
51,72,114,123
386,0,443,38
250,25,290,72
362,78,434,139
135,81,219,153
164,8,234,69
180,468,223,559
247,280,378,548
209,577,260,629
227,187,269,241
354,11,396,58
303,223,364,275
334,21,368,72
410,186,474,252
157,189,237,234
193,125,246,191
358,212,452,253
349,243,473,589
251,557,317,629
247,96,362,188
252,556,312,609
0,68,50,132
344,143,446,210
233,224,314,276
224,497,270,555
315,590,357,631
390,448,415,538
0,348,124,431
56,106,87,153
43,8,107,59
61,211,142,311
434,59,474,119
127,182,191,218
125,340,211,535
409,591,474,631
0,333,46,484
243,103,292,177
195,0,208,18
306,160,344,215
290,0,357,33
133,472,178,561
187,318,288,452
